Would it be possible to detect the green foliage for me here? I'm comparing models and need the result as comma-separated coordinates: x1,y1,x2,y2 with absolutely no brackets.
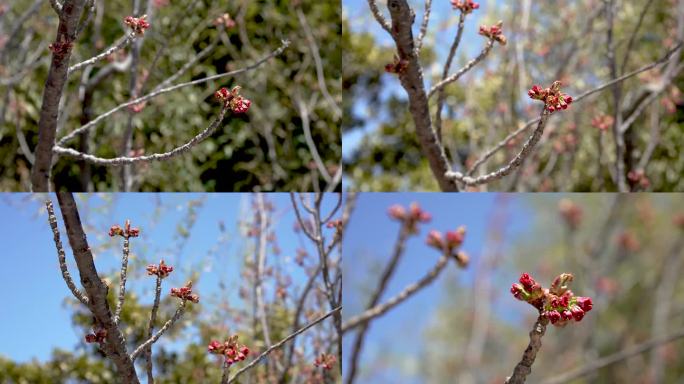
0,0,340,191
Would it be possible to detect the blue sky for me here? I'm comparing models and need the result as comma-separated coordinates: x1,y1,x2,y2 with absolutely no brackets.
0,193,339,363
342,193,535,382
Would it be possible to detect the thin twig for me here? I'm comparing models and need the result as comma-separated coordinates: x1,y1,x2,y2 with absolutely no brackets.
541,328,684,384
342,253,449,332
68,33,137,75
45,200,89,306
56,40,290,146
415,0,433,54
130,300,187,361
227,306,342,383
428,39,495,98
145,275,163,384
366,0,391,33
114,233,131,325
53,107,228,165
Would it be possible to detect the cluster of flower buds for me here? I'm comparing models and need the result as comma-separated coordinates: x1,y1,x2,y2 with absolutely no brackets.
146,260,174,278
591,115,614,132
48,38,73,59
511,272,593,327
479,21,507,45
627,170,651,189
385,55,409,75
213,13,236,29
109,220,140,238
207,335,250,366
387,202,431,233
426,226,469,268
528,81,573,113
85,329,107,344
215,86,252,114
313,353,337,370
450,0,479,13
170,281,200,303
558,199,582,230
124,15,150,35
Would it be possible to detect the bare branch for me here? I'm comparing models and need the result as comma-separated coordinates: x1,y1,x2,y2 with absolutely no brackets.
114,233,131,325
145,275,163,384
45,200,89,306
427,39,495,99
342,253,449,332
130,300,187,361
505,316,549,384
541,328,684,384
227,306,342,383
68,32,137,74
56,40,290,146
53,107,229,165
415,0,433,54
446,108,549,186
366,0,392,34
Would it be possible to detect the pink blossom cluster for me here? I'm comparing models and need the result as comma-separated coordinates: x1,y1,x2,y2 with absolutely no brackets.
450,0,479,14
528,81,573,113
109,220,140,238
479,21,507,45
170,281,200,303
215,86,252,114
124,15,150,35
207,335,250,366
146,259,174,278
511,272,593,327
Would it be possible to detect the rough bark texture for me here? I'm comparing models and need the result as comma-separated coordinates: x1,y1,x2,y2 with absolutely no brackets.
56,193,140,383
386,0,459,191
31,0,88,191
506,316,549,384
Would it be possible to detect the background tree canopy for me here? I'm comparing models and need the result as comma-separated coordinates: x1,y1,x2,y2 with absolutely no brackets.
343,0,684,191
0,0,341,191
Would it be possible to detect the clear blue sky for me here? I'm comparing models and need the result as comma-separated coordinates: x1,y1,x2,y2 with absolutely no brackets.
343,0,507,159
0,193,339,363
342,193,535,383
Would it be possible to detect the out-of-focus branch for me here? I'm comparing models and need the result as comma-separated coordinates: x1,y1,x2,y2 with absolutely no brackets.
505,316,549,384
342,253,449,332
541,328,684,384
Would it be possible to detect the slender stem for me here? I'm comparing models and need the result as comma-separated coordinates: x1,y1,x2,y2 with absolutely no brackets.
114,234,131,325
45,200,89,306
145,275,163,384
130,301,187,361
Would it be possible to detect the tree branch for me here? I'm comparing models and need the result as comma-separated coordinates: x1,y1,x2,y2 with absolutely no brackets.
31,0,89,191
55,193,139,383
505,315,549,384
227,306,342,384
130,300,187,361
